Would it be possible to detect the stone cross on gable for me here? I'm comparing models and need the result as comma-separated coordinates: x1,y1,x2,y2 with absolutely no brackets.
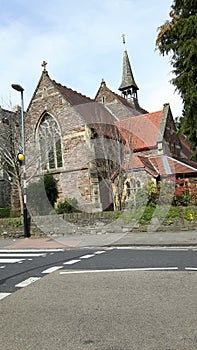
41,60,47,71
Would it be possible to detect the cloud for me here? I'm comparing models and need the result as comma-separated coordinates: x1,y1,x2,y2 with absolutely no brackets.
0,0,182,117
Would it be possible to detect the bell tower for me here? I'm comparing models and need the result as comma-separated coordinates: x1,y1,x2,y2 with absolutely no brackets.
118,34,139,105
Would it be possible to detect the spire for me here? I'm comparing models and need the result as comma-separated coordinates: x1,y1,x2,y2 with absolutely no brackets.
118,35,139,101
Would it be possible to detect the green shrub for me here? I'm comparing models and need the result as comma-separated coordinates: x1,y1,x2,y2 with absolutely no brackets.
183,207,196,221
13,218,22,227
56,198,78,214
139,205,156,224
0,207,11,218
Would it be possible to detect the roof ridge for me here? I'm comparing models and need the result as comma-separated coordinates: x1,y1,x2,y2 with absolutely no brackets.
52,80,93,103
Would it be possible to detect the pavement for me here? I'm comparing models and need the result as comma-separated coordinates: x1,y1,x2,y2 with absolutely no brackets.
0,229,197,249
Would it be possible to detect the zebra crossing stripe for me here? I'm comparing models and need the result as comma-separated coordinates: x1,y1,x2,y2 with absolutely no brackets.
0,253,46,257
0,249,64,252
0,258,25,263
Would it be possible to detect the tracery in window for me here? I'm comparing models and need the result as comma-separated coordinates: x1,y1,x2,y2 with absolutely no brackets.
38,114,63,170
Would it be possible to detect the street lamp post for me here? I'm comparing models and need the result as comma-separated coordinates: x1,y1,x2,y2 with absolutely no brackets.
11,84,28,238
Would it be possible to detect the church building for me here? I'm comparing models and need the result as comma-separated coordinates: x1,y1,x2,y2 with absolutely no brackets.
25,38,197,213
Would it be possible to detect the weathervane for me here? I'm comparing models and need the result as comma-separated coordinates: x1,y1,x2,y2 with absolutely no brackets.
122,34,126,49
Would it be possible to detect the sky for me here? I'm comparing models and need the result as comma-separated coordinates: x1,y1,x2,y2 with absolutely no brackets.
0,0,183,118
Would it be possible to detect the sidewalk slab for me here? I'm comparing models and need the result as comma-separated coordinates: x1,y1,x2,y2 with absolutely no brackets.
110,231,197,247
0,230,197,250
0,237,72,250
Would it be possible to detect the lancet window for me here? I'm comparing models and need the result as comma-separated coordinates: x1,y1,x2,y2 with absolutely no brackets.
38,114,63,170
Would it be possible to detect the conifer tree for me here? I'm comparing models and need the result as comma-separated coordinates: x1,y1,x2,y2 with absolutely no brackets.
156,0,197,159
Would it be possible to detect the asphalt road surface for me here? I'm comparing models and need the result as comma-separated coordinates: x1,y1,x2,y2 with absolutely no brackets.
0,247,197,297
0,247,197,349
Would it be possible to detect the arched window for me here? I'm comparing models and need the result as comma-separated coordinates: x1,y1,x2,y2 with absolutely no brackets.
38,114,63,170
131,178,136,193
137,180,141,189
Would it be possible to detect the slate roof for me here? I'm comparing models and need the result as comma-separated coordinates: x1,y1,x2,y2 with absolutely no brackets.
119,49,139,91
179,135,194,158
74,102,123,142
52,80,93,106
94,80,147,117
117,110,163,151
0,107,20,125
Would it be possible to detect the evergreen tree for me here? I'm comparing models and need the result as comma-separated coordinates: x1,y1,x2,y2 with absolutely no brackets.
156,0,197,159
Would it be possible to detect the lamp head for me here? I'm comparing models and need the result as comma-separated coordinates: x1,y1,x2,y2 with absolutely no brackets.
11,84,24,92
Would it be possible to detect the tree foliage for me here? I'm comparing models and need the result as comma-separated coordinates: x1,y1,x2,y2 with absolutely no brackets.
156,0,197,159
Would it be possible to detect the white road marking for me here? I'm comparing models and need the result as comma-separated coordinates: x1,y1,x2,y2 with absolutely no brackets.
0,253,46,257
79,254,95,259
0,258,25,263
63,259,81,265
15,277,41,288
60,267,179,274
0,249,64,253
185,267,197,271
0,266,5,269
0,293,12,300
115,247,189,251
42,266,63,274
94,251,106,254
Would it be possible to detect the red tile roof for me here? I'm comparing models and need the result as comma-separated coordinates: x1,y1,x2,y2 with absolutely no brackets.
123,154,145,169
123,154,159,177
148,155,197,177
117,111,163,151
123,154,197,178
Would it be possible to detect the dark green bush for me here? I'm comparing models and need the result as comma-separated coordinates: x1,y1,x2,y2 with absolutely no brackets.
56,198,78,214
0,206,11,218
139,205,156,224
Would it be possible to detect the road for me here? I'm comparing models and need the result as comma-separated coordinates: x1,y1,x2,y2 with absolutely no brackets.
0,247,197,349
0,246,197,297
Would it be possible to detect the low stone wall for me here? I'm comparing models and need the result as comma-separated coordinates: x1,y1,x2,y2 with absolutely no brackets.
0,212,196,239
